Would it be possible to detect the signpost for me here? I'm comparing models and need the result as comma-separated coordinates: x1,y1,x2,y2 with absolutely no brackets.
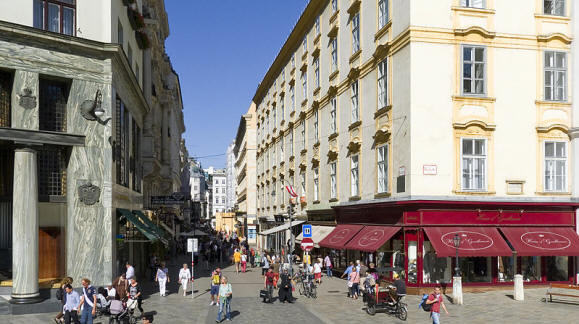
187,238,198,299
302,224,312,238
301,237,314,252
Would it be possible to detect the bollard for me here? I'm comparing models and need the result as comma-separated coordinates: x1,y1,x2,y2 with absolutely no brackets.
514,274,524,301
452,276,463,305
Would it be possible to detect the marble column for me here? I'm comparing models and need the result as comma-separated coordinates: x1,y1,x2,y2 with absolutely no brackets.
10,147,40,304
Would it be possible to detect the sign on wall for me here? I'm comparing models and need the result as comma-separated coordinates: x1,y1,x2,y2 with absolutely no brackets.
423,165,437,175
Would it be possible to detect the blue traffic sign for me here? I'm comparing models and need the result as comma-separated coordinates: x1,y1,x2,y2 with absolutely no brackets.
302,224,312,238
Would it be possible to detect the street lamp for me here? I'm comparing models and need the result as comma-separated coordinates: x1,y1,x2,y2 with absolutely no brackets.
453,234,461,277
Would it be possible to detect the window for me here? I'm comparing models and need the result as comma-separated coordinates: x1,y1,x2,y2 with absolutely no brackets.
281,68,285,81
301,120,306,149
330,97,337,133
330,162,337,199
351,81,359,122
266,113,269,133
313,168,319,201
300,171,306,196
39,79,68,132
115,97,130,187
461,0,485,8
273,106,277,127
378,0,389,29
314,57,320,89
290,131,294,156
332,0,338,13
314,109,319,141
222,198,226,204
131,119,142,192
38,146,67,197
118,20,124,47
290,84,295,111
461,138,486,191
544,141,567,192
462,46,485,95
315,16,320,35
378,59,387,109
280,95,285,120
0,71,12,127
135,63,140,85
280,139,284,161
303,36,308,53
352,13,360,53
544,51,567,101
34,0,76,36
272,146,276,165
350,155,359,196
544,0,565,16
377,145,388,193
291,54,296,69
301,71,307,99
331,37,338,72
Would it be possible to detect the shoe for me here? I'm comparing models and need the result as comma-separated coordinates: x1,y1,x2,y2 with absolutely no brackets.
226,319,231,321
210,301,214,306
53,319,60,324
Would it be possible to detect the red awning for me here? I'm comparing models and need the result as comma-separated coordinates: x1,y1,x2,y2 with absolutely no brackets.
318,225,363,250
345,226,401,252
424,227,512,257
500,227,579,256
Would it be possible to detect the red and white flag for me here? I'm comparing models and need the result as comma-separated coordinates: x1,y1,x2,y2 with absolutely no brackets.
285,185,298,198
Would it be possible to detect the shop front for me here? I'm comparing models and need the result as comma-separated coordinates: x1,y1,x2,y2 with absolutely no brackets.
324,201,579,293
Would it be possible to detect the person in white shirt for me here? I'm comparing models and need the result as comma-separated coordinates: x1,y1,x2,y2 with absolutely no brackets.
105,284,116,300
155,262,170,297
313,259,323,284
178,263,191,297
125,262,135,281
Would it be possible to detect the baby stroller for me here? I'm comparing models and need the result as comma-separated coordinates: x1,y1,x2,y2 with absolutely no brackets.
108,299,132,324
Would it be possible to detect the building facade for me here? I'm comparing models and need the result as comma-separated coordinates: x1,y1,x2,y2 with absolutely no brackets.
225,141,236,211
206,167,227,216
189,157,208,220
254,0,579,291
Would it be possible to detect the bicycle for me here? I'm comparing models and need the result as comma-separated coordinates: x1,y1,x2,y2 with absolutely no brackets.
297,272,317,298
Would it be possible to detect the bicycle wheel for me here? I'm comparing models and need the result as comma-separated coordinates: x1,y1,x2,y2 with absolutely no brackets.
397,304,408,321
311,285,317,299
366,304,376,316
129,315,138,324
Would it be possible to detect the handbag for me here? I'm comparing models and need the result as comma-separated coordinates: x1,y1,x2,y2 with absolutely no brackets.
347,281,353,288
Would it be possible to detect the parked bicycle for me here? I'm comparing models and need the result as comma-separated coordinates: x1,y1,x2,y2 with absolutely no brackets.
297,270,317,298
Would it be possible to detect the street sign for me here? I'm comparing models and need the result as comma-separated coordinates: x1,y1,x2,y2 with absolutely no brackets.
302,224,312,238
151,192,190,206
285,185,298,198
301,237,314,251
187,238,198,253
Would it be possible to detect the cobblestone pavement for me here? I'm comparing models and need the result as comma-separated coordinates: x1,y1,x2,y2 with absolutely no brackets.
1,260,579,323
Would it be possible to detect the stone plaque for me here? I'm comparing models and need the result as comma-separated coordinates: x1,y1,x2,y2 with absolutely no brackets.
19,88,36,109
78,182,101,205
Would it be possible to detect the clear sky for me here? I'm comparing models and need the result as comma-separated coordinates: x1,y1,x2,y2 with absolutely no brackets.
164,1,308,169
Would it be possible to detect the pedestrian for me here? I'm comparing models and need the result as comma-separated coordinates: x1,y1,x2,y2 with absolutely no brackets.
240,251,248,273
278,268,293,303
210,267,221,306
313,258,322,285
264,266,275,303
78,278,97,324
216,276,232,322
348,267,360,300
272,259,280,288
127,277,144,314
359,261,368,291
341,261,354,297
250,248,255,268
155,261,170,297
179,263,192,297
425,286,449,324
105,284,116,301
261,252,270,276
255,250,262,269
233,249,241,274
112,275,128,300
54,276,73,323
125,262,135,281
142,314,154,324
367,262,379,283
389,273,407,304
62,284,80,324
324,254,333,278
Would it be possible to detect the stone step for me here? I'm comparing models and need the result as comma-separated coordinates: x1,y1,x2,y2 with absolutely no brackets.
0,299,9,315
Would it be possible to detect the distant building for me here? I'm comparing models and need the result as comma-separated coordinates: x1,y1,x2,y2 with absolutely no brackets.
225,141,236,211
189,157,208,220
205,167,227,217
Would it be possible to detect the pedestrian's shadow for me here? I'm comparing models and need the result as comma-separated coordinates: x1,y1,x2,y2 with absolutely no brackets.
230,310,240,319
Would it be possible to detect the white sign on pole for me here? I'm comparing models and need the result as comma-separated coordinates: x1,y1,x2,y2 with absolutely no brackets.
187,238,198,253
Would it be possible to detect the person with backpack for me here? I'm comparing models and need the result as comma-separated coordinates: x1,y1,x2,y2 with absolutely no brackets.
210,267,221,306
425,286,449,324
54,276,73,323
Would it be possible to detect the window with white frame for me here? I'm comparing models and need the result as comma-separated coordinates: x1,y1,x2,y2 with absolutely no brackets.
330,97,337,133
34,0,76,35
302,71,307,99
290,84,295,111
461,138,486,191
315,16,320,35
301,120,306,149
351,154,359,196
290,130,294,156
300,171,306,196
272,146,276,165
266,113,270,133
544,0,565,16
280,139,284,161
377,145,388,193
461,0,485,8
462,46,486,95
330,162,337,199
303,36,307,52
314,57,320,89
352,13,360,53
544,51,567,101
378,59,387,109
351,81,359,122
544,141,567,192
314,109,319,141
378,0,389,29
281,68,285,81
313,168,319,201
331,37,338,72
332,0,338,13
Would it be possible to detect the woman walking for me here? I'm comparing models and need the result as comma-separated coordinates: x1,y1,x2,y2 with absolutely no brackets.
348,267,360,299
233,249,241,274
216,276,232,322
241,252,247,273
54,276,73,323
155,261,170,296
179,263,192,297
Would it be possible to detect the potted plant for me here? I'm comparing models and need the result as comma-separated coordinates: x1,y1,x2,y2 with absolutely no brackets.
135,30,151,49
127,7,145,30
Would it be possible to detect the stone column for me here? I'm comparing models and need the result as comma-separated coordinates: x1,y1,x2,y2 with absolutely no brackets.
10,147,40,304
452,276,463,305
514,274,524,301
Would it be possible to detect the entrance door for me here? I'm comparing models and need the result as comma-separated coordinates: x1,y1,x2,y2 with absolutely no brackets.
39,227,64,279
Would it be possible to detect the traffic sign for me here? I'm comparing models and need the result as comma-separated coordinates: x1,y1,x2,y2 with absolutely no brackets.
301,237,314,251
302,224,312,238
187,238,198,253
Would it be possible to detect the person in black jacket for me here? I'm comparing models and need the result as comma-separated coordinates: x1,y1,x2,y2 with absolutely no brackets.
278,268,293,303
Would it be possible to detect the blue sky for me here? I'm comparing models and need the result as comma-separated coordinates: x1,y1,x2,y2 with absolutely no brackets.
164,1,308,169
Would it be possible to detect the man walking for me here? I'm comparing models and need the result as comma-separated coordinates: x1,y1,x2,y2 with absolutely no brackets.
425,286,449,324
125,262,135,281
78,278,97,324
63,284,80,324
179,263,192,297
324,254,332,278
210,267,221,306
155,261,169,297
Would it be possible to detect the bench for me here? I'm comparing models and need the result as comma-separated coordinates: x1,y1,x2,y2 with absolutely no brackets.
545,283,579,303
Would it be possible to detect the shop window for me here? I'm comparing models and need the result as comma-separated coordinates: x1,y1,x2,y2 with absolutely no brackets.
39,78,69,132
497,256,515,282
545,256,568,281
521,256,541,282
407,240,417,283
459,257,491,282
423,241,451,284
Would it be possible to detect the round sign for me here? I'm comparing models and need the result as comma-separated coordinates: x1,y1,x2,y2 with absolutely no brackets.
301,237,314,251
441,231,494,251
520,232,571,250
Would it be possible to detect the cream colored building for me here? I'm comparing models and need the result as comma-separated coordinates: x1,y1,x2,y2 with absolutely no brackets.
254,0,579,275
234,103,258,245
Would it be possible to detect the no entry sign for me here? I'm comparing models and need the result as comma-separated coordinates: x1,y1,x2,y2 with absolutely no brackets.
301,237,314,251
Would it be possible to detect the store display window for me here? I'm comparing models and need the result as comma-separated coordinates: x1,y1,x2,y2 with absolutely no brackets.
545,256,568,282
460,257,492,282
497,256,515,282
422,241,451,284
521,256,541,282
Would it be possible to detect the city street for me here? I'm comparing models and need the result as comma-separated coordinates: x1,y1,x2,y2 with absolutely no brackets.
2,259,579,324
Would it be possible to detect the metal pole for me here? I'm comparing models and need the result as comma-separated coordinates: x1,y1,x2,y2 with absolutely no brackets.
455,248,459,277
192,251,194,299
289,202,294,277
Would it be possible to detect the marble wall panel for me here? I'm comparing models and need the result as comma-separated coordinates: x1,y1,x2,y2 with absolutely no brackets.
10,70,38,130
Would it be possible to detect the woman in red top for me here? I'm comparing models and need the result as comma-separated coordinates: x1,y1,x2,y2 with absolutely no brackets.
425,286,449,324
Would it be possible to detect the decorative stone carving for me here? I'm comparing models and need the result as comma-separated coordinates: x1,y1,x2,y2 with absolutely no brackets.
19,88,36,109
78,182,101,205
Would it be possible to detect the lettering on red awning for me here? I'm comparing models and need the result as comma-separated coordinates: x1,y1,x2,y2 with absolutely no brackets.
328,228,353,244
357,229,387,248
441,231,494,251
521,232,571,250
